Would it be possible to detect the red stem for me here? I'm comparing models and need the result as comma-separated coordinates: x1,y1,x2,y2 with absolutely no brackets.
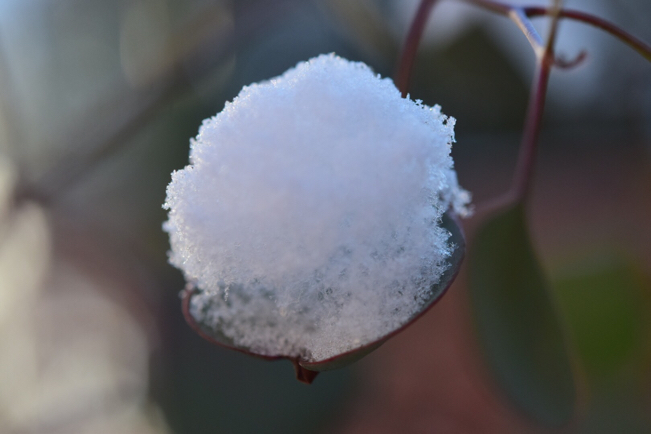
510,52,553,202
395,0,438,97
526,7,651,61
291,359,320,385
461,0,651,61
465,0,651,211
475,1,559,211
510,0,561,203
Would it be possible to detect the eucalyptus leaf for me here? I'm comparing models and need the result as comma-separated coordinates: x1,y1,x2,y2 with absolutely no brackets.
184,211,465,379
469,204,576,426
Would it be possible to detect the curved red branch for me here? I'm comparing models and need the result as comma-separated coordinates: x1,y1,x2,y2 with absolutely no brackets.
553,49,587,69
460,0,651,62
395,0,439,97
525,7,651,62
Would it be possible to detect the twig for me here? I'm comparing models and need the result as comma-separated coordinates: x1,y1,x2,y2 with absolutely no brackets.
462,0,650,212
505,6,586,68
459,0,651,62
508,7,544,55
477,0,561,213
395,0,439,97
510,0,561,203
526,6,651,62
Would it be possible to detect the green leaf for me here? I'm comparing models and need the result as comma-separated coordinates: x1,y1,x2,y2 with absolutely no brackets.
469,204,576,426
552,256,648,381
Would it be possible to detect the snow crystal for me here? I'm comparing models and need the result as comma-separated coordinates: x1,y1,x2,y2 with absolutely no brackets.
163,53,470,362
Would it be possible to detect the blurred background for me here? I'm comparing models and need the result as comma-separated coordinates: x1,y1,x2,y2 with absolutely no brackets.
0,0,649,432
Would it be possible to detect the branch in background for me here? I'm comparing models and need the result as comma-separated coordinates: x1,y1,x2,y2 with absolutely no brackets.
509,0,562,202
395,0,438,97
526,6,651,62
14,2,231,204
460,0,650,213
477,0,563,213
508,7,543,55
460,0,651,62
505,6,587,68
15,0,299,205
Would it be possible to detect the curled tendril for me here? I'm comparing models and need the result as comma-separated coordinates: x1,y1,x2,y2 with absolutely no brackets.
553,50,588,69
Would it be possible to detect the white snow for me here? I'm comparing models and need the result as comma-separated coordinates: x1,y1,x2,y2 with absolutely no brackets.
163,53,470,362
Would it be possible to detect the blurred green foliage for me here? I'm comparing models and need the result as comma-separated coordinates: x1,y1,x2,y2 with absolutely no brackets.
552,254,651,433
